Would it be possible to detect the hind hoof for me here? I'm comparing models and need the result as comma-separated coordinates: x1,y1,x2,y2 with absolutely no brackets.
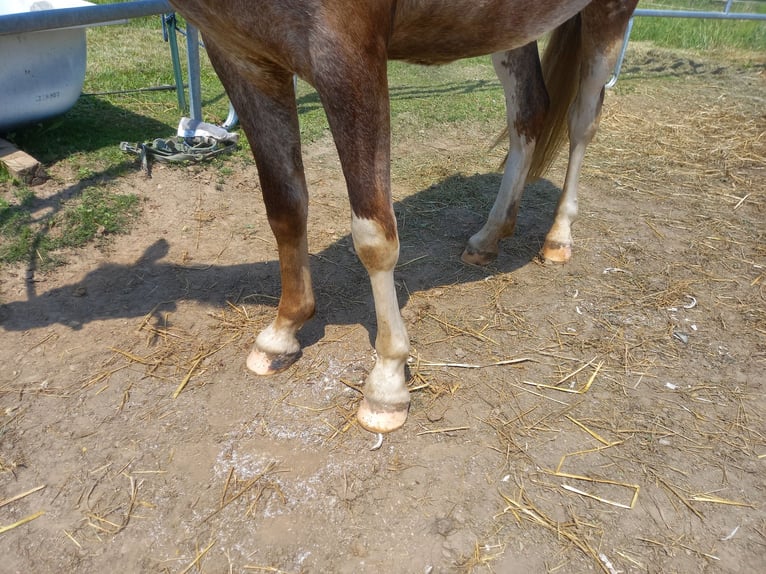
357,398,409,434
461,246,497,266
540,240,572,264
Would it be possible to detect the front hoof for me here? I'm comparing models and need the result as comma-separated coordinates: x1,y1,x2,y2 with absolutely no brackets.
539,240,572,264
461,245,497,266
246,346,301,375
357,398,409,434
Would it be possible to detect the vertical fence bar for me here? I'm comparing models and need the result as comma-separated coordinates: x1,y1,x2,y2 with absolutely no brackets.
163,13,186,112
185,23,202,120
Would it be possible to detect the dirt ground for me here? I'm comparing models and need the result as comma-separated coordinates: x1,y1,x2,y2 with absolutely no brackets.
1,46,764,573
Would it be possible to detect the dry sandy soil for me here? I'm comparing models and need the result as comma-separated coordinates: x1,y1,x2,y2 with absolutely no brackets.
1,46,764,573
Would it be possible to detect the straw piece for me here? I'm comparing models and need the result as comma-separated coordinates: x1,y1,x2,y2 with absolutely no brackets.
561,483,634,509
615,550,644,569
173,355,204,399
172,335,238,399
554,357,597,386
651,472,704,521
0,511,45,535
418,357,532,369
416,426,470,436
555,443,619,474
565,416,616,446
506,381,569,405
109,347,160,365
63,530,82,548
220,467,234,509
0,484,46,509
179,539,216,574
689,494,755,508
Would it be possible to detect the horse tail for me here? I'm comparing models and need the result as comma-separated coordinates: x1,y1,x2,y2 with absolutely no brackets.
525,13,583,182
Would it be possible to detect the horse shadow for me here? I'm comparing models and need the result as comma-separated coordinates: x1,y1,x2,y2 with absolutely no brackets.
0,173,562,348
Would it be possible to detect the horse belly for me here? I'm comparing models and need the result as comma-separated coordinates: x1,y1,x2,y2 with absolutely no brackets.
388,0,590,64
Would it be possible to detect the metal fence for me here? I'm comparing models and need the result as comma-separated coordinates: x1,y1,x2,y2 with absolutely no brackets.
609,0,766,86
1,1,764,121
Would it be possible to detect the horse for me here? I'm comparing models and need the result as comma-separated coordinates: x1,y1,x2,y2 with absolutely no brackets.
168,0,638,433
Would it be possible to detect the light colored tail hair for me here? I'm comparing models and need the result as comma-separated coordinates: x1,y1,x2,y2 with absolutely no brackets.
497,14,583,182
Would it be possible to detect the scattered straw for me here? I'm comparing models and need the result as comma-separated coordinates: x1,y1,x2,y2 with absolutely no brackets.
524,361,603,394
496,489,609,573
551,444,640,509
204,462,280,523
425,312,498,345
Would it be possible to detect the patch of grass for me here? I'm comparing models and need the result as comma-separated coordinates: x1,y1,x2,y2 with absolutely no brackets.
0,196,35,262
632,1,766,50
295,59,504,143
52,186,141,248
0,185,140,267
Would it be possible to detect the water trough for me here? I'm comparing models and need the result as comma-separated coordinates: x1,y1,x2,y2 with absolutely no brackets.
0,0,172,132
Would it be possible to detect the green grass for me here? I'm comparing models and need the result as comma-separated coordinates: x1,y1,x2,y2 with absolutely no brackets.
1,2,763,269
632,1,766,50
0,181,140,267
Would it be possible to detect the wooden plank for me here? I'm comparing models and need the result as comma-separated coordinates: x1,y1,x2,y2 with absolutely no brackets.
0,138,47,185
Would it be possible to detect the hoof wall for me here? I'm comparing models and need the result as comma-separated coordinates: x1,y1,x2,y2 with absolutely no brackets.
357,398,409,434
540,241,572,264
461,246,497,266
247,347,301,375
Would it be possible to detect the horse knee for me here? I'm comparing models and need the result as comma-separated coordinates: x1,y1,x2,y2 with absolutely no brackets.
351,214,399,272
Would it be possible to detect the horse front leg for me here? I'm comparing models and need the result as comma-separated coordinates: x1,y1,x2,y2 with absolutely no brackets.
315,51,410,434
462,44,548,265
205,45,315,374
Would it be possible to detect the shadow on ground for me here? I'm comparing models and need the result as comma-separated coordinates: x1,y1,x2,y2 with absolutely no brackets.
1,174,563,347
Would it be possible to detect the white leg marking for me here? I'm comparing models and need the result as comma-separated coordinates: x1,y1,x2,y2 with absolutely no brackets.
465,52,537,262
545,51,615,260
351,215,410,432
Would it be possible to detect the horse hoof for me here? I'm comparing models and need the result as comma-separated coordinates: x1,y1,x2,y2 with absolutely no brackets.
540,240,572,264
246,346,301,375
461,246,497,266
357,398,409,433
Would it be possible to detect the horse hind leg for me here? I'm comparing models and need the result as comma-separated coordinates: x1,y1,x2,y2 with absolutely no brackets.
204,43,315,375
462,44,548,265
541,1,637,263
